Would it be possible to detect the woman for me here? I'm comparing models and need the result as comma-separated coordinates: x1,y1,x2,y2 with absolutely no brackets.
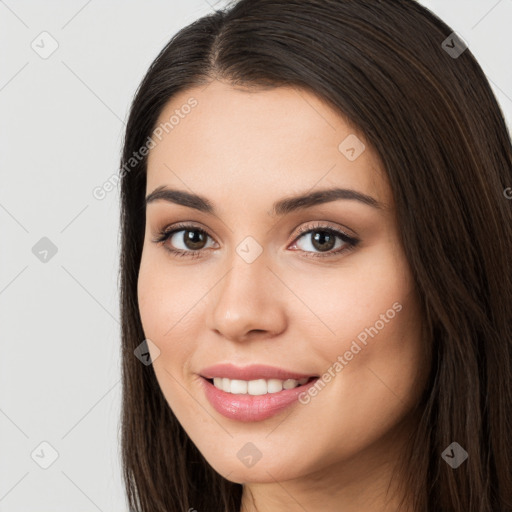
118,1,512,510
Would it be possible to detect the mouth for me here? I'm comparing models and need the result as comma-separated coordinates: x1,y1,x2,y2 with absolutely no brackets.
200,375,320,422
202,375,318,395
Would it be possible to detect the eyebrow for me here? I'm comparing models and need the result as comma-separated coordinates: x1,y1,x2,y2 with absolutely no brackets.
144,185,384,215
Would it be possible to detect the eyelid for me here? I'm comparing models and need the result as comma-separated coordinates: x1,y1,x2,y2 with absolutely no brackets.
291,220,358,240
152,220,360,259
151,221,214,242
154,220,356,242
288,221,359,258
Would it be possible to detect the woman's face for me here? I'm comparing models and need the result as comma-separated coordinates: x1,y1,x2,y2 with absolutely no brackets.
138,79,429,485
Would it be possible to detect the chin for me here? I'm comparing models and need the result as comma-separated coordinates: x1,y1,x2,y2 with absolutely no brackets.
204,450,309,484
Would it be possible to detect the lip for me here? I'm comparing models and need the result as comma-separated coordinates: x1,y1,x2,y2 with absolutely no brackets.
200,376,319,422
198,364,319,422
199,363,317,381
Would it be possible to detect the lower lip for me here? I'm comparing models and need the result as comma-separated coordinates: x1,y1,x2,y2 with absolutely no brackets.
200,377,319,422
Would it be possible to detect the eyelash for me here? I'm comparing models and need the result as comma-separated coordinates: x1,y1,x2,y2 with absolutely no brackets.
152,221,360,260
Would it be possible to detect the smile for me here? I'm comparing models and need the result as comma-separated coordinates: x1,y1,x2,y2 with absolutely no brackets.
198,363,320,422
209,376,314,395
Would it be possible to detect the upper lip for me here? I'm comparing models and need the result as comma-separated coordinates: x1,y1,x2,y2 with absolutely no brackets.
199,363,318,381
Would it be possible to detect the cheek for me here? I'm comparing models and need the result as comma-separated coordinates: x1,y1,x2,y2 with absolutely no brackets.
137,252,199,372
291,244,426,414
137,256,206,421
137,245,204,336
288,243,415,346
285,263,425,466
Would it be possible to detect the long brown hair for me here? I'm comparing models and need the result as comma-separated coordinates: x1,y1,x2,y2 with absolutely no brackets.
118,1,512,510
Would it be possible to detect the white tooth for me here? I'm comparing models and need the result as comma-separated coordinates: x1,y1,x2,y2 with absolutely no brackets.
283,379,298,390
211,377,307,394
248,379,268,395
267,379,283,393
230,379,248,394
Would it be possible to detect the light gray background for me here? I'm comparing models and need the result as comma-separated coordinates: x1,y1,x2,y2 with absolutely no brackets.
1,1,511,510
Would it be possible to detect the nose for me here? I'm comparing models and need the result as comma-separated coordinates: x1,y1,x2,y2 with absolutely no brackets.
206,252,287,342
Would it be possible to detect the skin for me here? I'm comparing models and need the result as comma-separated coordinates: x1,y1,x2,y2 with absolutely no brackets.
137,79,431,512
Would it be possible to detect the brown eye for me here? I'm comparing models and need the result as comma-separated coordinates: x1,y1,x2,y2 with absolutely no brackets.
290,223,360,259
180,229,209,250
152,223,217,258
294,228,347,254
166,228,213,252
310,230,337,252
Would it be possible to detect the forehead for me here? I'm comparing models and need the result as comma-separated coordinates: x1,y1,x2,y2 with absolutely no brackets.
146,80,388,206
